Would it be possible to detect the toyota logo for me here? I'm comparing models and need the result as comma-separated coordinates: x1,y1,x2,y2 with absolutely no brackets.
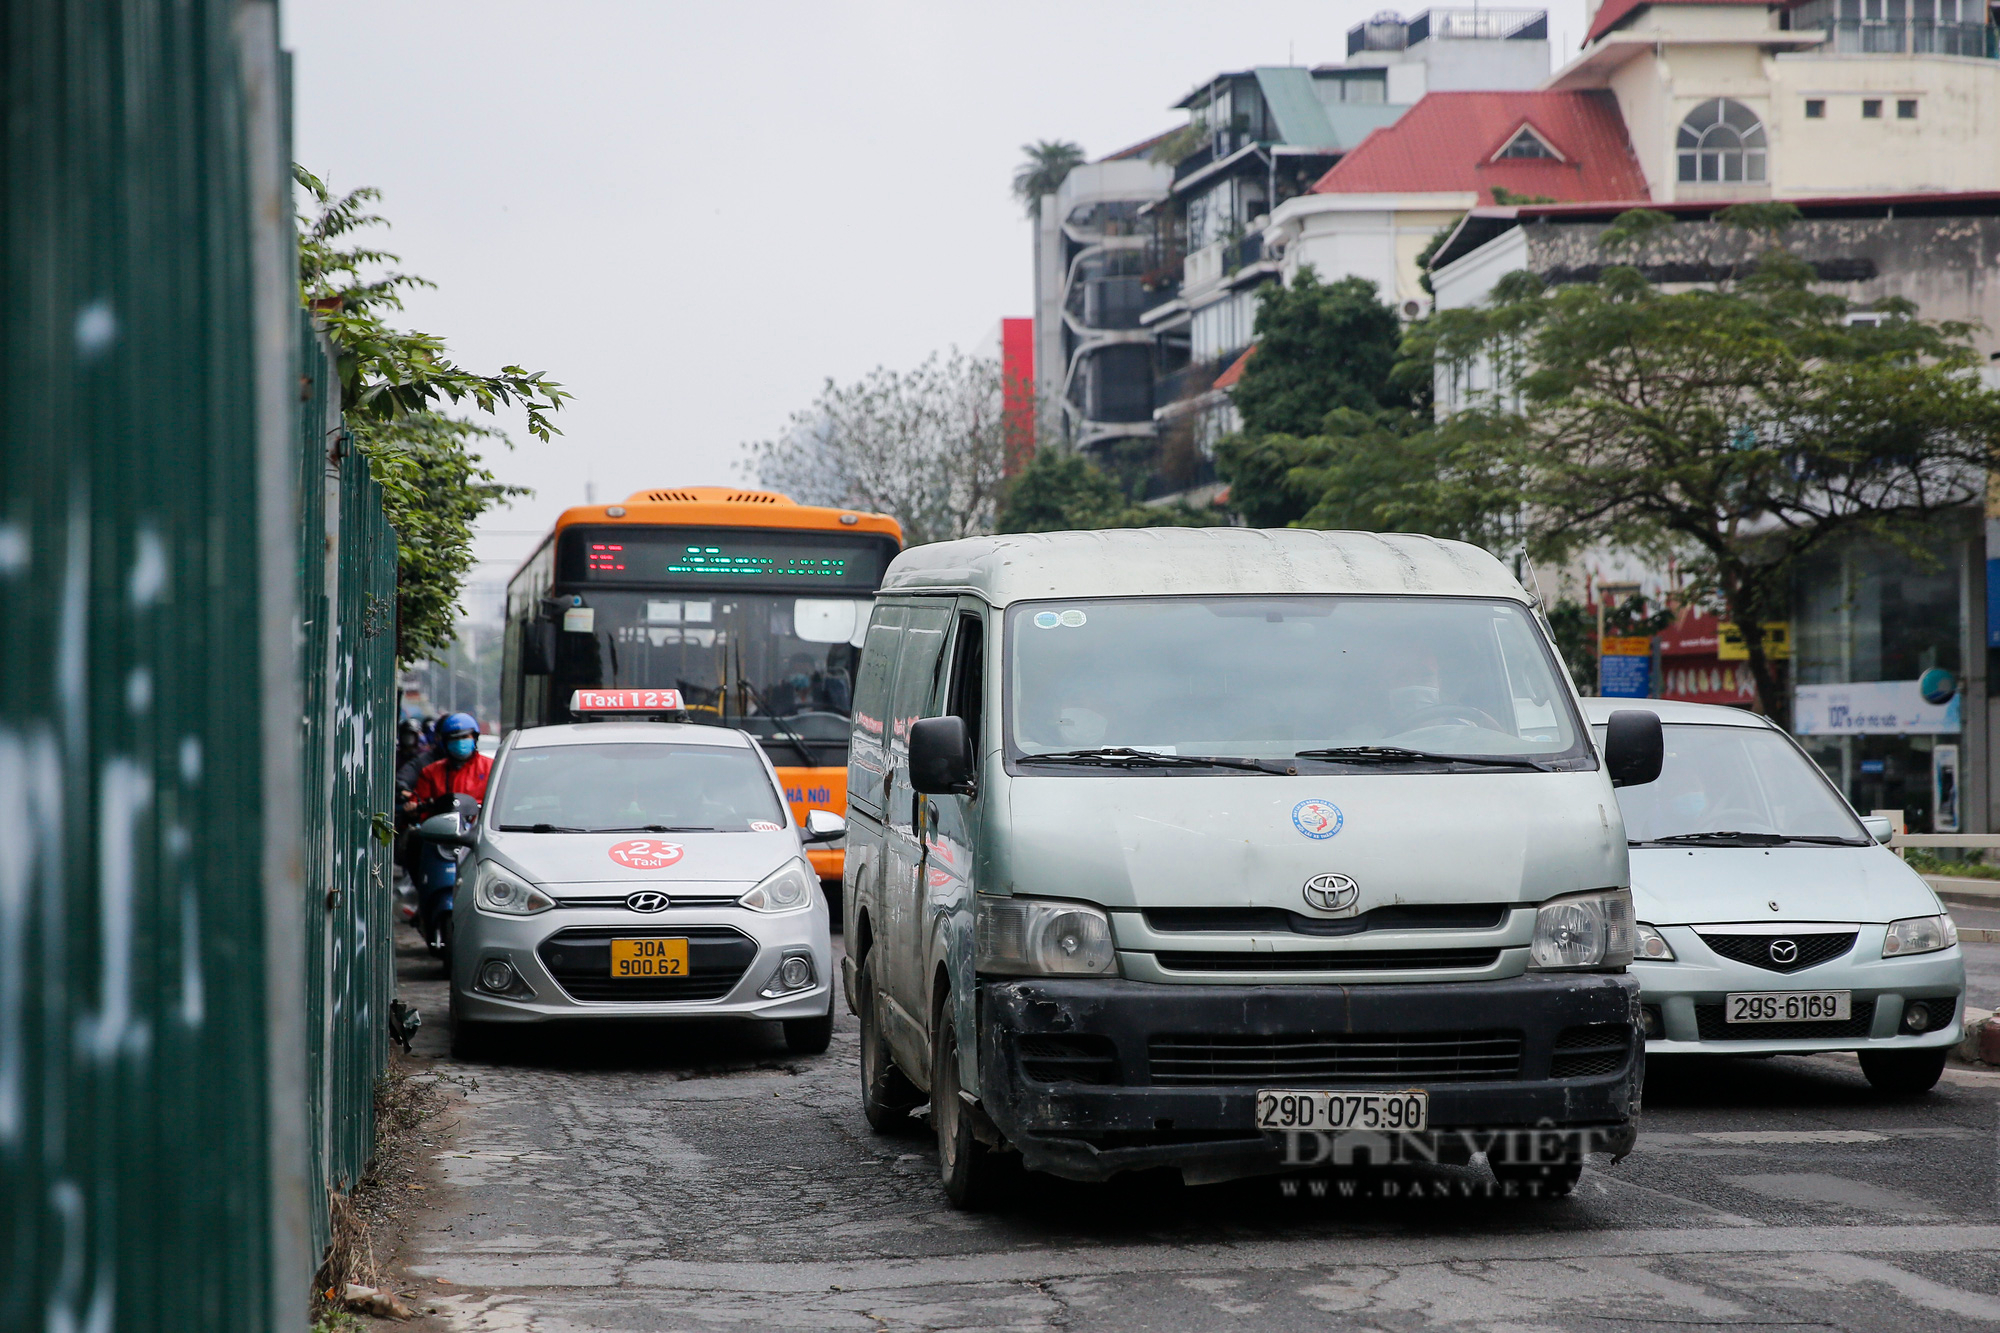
625,891,671,914
1769,939,1798,964
1303,873,1361,915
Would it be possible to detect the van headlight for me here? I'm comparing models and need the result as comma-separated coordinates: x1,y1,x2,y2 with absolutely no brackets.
976,897,1118,977
739,859,817,913
1529,889,1635,970
1883,914,1957,957
476,865,555,916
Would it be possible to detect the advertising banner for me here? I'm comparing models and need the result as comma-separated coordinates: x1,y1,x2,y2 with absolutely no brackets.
1793,679,1961,735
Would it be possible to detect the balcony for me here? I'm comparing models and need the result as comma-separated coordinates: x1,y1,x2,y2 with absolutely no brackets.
1349,8,1547,54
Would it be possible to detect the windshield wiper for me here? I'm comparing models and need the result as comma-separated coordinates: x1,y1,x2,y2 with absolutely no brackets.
587,824,719,833
1018,747,1283,774
1295,745,1549,770
1641,830,1862,847
497,823,590,833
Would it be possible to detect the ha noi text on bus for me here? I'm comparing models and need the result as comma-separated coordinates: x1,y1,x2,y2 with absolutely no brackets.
502,487,904,883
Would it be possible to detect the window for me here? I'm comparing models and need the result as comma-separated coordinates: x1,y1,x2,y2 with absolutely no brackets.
1805,99,1826,118
1898,99,1918,118
1495,126,1558,160
1862,99,1883,117
1675,99,1767,184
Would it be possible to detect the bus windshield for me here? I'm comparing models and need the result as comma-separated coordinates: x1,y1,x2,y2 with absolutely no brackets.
552,590,868,767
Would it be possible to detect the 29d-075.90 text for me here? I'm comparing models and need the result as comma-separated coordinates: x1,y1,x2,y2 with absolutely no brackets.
1255,1091,1428,1132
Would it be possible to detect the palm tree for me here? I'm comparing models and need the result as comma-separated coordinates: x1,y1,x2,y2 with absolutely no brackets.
1012,140,1086,220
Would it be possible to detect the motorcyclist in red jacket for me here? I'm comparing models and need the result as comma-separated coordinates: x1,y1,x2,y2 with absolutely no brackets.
409,712,492,815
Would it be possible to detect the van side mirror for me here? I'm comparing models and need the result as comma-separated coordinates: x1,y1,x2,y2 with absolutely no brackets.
803,809,846,844
1604,709,1664,788
909,716,975,796
1861,814,1896,845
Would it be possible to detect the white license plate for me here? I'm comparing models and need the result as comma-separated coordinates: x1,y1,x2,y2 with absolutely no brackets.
1725,990,1851,1023
1255,1089,1428,1132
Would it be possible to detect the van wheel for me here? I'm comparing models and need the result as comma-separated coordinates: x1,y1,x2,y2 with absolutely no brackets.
858,961,920,1133
1860,1047,1947,1095
932,1009,1018,1210
784,996,835,1055
1490,1155,1584,1198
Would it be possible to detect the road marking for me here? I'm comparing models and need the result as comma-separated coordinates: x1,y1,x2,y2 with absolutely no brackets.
1693,1130,1885,1144
1720,1173,1942,1216
410,1225,2000,1294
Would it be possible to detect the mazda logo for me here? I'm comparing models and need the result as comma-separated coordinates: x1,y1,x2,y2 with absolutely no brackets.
1302,873,1361,915
625,891,671,914
1769,939,1798,964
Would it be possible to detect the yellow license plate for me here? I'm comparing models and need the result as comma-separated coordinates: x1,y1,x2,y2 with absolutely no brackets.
610,938,688,978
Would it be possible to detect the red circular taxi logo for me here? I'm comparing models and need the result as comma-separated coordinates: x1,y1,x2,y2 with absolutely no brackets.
607,840,684,870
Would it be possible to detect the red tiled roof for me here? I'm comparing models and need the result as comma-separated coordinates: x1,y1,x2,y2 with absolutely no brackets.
1585,0,1772,46
1309,91,1650,206
1212,345,1255,389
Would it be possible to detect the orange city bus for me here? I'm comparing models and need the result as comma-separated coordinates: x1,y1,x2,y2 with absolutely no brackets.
500,487,904,887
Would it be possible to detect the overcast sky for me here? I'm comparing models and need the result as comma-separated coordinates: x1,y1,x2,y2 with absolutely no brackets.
284,0,1590,596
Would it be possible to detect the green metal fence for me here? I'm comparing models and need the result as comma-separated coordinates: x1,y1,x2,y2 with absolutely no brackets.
2,4,402,1326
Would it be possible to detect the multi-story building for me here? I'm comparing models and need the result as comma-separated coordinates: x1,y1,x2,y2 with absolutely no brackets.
1032,150,1174,459
1137,9,1555,494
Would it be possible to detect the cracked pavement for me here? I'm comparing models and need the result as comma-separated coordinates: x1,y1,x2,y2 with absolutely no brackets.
391,930,2000,1332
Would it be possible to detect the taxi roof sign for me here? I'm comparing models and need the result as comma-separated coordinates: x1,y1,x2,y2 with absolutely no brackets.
570,688,685,714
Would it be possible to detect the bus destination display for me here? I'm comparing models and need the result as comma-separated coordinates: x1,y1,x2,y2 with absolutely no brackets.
558,526,894,590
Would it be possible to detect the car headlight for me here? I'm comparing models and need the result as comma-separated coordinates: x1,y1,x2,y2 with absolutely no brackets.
1634,922,1676,961
975,896,1118,977
739,858,817,913
1529,888,1635,970
476,865,555,916
1883,914,1957,957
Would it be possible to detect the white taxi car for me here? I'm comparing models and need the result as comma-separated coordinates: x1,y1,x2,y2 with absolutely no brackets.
1585,699,1963,1093
431,694,838,1060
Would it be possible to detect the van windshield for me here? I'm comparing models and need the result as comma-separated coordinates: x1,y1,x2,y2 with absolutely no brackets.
1598,723,1868,845
490,743,786,832
1005,596,1587,770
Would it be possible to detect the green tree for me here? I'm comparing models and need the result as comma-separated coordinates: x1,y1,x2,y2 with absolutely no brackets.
296,168,568,664
1214,407,1521,541
995,447,1219,533
1425,203,2000,717
1011,140,1086,219
1229,268,1407,436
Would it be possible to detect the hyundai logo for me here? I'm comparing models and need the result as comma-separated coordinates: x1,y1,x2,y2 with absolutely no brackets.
1769,939,1798,964
625,890,671,914
1302,872,1361,915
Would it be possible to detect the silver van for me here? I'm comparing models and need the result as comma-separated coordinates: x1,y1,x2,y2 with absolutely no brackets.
842,529,1660,1207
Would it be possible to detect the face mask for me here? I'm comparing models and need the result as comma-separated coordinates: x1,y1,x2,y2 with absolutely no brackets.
788,674,811,692
447,736,476,760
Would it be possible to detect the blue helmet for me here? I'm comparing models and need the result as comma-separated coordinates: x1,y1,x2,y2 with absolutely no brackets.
441,712,480,739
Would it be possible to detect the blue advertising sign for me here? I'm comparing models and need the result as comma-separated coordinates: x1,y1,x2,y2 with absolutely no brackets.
1599,653,1653,699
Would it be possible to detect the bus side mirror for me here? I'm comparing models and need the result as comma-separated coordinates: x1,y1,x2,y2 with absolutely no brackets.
909,716,975,796
523,620,556,675
1604,710,1664,788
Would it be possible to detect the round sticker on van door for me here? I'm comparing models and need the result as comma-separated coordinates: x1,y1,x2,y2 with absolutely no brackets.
607,840,684,870
1058,609,1087,627
1291,799,1344,840
1033,611,1061,629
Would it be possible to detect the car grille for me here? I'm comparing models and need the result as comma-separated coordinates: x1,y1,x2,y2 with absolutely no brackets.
1148,1031,1523,1086
550,894,740,910
1550,1024,1632,1079
1143,904,1511,938
1694,999,1876,1040
1154,948,1501,973
1017,1035,1121,1085
1696,931,1856,974
537,925,757,1002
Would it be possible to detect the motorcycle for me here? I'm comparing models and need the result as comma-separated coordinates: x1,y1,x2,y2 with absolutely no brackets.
413,791,481,974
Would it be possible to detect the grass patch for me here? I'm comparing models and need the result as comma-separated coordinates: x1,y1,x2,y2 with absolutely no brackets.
1909,849,2000,880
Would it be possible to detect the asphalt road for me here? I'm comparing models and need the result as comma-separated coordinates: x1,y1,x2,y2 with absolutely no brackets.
391,928,2000,1333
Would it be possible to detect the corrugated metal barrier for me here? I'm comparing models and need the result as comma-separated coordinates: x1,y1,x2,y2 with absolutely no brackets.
2,4,403,1326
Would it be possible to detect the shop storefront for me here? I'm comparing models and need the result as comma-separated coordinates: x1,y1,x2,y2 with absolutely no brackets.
1791,521,1978,833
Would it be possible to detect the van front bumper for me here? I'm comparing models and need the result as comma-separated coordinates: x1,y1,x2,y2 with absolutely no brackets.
976,973,1643,1185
